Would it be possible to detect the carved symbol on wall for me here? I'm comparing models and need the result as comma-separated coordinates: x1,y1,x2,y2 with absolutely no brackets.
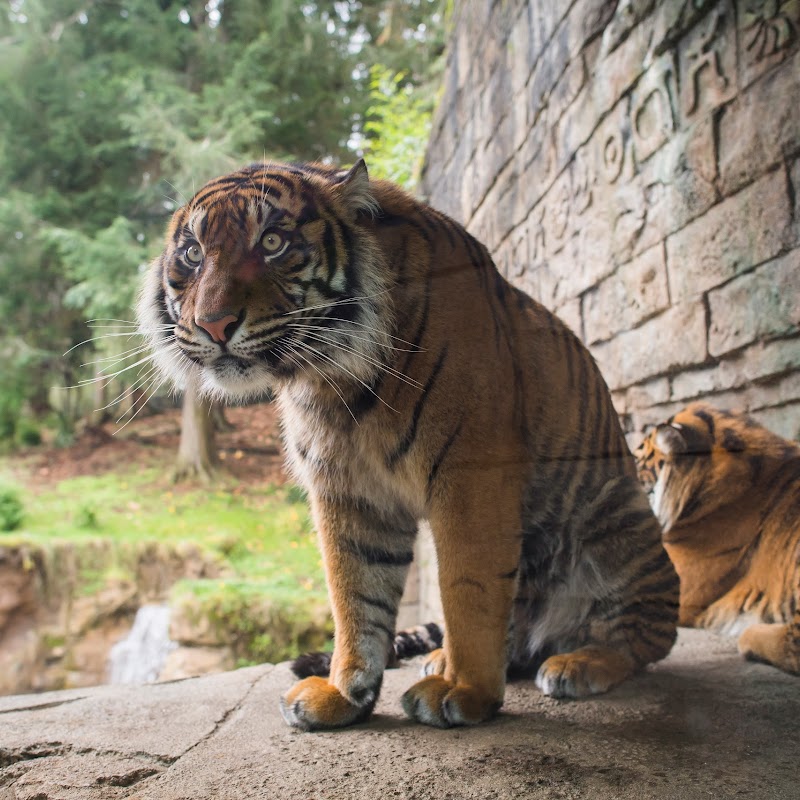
684,8,729,114
530,206,546,268
571,149,593,215
742,0,799,60
631,54,677,163
550,178,571,247
601,130,626,183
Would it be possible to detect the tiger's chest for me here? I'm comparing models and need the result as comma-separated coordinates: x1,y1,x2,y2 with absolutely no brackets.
277,390,426,518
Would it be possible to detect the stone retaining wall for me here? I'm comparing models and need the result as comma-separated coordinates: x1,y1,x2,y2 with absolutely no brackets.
421,0,800,443
405,0,800,627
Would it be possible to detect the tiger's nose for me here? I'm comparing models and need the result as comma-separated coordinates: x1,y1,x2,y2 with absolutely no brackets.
195,312,242,344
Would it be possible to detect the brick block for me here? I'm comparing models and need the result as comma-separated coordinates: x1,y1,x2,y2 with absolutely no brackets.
671,336,800,401
584,243,670,344
718,48,800,195
677,0,737,126
666,168,793,303
632,116,719,256
791,156,800,245
626,377,672,409
752,402,800,441
708,249,800,357
590,14,651,118
591,302,707,390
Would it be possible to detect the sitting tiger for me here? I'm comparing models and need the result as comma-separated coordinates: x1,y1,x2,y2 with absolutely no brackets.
635,402,800,675
139,159,678,729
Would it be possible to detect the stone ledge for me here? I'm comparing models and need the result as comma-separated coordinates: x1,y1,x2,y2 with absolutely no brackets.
1,629,797,799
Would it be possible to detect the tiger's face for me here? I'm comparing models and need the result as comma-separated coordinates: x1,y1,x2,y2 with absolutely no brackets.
634,403,754,533
138,160,388,401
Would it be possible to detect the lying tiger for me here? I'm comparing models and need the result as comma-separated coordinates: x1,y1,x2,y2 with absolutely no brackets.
635,402,800,675
139,159,678,729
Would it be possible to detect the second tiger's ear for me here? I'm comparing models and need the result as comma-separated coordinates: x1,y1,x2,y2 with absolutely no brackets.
655,424,687,456
333,159,379,218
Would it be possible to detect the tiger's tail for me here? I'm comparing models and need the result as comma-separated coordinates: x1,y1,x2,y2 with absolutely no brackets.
291,622,444,678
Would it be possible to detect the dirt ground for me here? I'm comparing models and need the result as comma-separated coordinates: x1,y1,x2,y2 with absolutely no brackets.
12,402,288,490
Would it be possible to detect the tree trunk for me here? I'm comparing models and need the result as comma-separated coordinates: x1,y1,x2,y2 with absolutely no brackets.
174,377,221,483
211,402,235,433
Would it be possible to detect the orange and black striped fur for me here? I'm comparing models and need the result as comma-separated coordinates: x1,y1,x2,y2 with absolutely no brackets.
635,402,800,675
139,160,678,729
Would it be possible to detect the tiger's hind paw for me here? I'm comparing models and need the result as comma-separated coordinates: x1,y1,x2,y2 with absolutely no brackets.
401,675,502,728
536,646,634,699
420,648,447,677
280,676,376,731
738,623,800,675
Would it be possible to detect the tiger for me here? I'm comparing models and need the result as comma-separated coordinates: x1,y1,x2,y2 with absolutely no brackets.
138,159,679,730
634,402,800,675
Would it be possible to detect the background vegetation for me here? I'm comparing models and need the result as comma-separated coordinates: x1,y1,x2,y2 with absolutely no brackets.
0,0,446,443
0,0,448,681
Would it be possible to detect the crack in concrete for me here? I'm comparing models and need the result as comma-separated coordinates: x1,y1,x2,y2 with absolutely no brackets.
172,666,274,765
0,698,88,717
0,666,274,797
0,743,68,769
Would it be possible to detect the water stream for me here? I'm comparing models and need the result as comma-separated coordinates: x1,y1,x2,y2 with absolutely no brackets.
107,604,176,684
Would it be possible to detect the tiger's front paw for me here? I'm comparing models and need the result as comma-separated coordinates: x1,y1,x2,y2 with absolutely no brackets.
280,676,377,731
401,675,502,728
536,646,633,698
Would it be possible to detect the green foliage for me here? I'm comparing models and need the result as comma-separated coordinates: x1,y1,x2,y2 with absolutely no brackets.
15,419,42,448
172,578,331,664
364,66,435,190
0,0,446,429
74,504,99,530
0,484,24,532
44,218,147,320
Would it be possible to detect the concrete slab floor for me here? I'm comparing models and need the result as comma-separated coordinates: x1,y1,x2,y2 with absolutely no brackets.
0,629,797,800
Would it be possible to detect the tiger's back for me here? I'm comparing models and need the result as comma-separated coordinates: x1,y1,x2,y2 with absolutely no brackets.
141,160,678,729
635,402,800,675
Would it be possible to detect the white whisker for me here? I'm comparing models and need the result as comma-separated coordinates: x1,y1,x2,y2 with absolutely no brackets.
294,315,423,349
281,343,358,425
287,322,419,353
293,329,423,389
291,339,400,414
281,288,392,316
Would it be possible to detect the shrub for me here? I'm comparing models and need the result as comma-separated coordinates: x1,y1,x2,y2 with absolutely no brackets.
0,484,24,531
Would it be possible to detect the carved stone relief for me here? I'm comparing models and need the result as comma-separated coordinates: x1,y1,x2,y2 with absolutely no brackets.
679,0,738,121
738,0,800,85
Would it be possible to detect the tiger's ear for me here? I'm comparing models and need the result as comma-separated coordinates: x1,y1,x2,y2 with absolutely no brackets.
333,159,380,218
655,424,687,456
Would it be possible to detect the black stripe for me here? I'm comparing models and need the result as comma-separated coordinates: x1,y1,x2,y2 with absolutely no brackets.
356,592,397,617
694,408,716,439
343,539,414,566
427,416,464,500
387,346,448,468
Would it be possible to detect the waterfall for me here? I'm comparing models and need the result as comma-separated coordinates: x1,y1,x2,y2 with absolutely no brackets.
107,604,176,684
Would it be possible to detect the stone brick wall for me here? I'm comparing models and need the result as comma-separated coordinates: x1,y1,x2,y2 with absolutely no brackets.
421,0,800,444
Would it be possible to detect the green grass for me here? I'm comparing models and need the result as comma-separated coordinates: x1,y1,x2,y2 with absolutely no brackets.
3,468,324,593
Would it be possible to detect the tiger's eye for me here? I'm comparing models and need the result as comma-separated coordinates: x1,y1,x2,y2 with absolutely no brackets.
261,229,285,254
185,243,203,265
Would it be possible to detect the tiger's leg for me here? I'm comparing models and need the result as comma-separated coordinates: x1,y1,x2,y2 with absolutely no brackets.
280,496,416,731
537,508,679,699
402,477,521,727
738,577,800,674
